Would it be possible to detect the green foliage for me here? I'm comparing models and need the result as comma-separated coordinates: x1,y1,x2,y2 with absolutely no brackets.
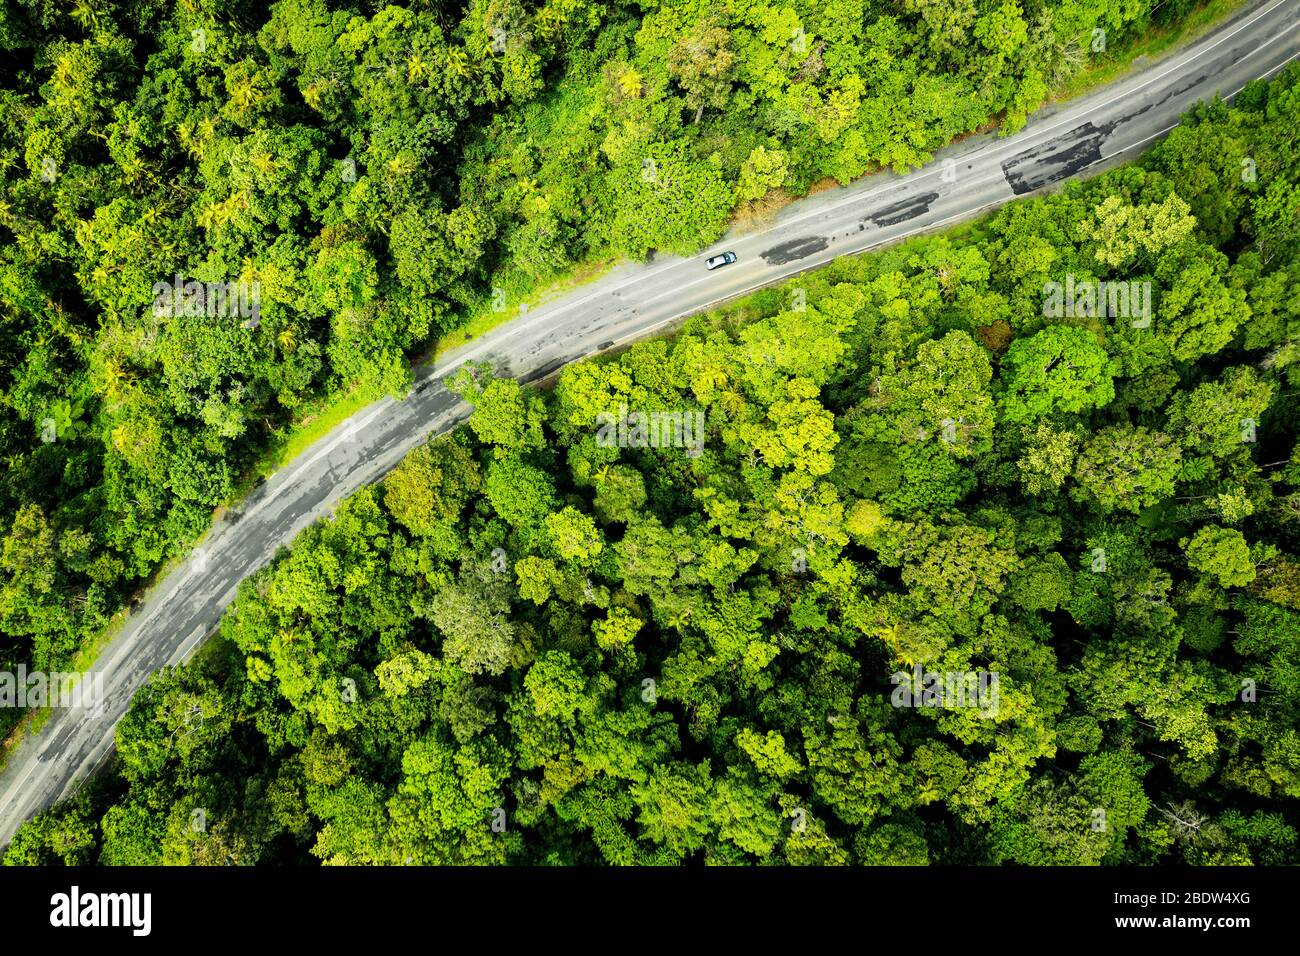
1183,525,1255,589
8,11,1300,869
998,326,1115,424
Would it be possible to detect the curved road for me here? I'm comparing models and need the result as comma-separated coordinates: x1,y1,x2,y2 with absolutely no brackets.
2,0,1298,848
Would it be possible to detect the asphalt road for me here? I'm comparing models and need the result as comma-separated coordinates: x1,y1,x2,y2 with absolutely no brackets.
1,0,1298,849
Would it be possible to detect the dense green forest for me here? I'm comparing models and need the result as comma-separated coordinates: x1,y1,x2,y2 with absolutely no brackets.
0,0,1206,744
8,56,1300,864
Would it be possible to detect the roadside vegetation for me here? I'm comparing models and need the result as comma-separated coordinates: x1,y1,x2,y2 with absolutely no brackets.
8,60,1300,864
0,0,1220,744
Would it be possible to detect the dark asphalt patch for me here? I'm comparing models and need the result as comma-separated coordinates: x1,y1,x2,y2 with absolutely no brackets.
759,235,830,265
522,357,566,383
865,191,940,227
1001,120,1118,195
